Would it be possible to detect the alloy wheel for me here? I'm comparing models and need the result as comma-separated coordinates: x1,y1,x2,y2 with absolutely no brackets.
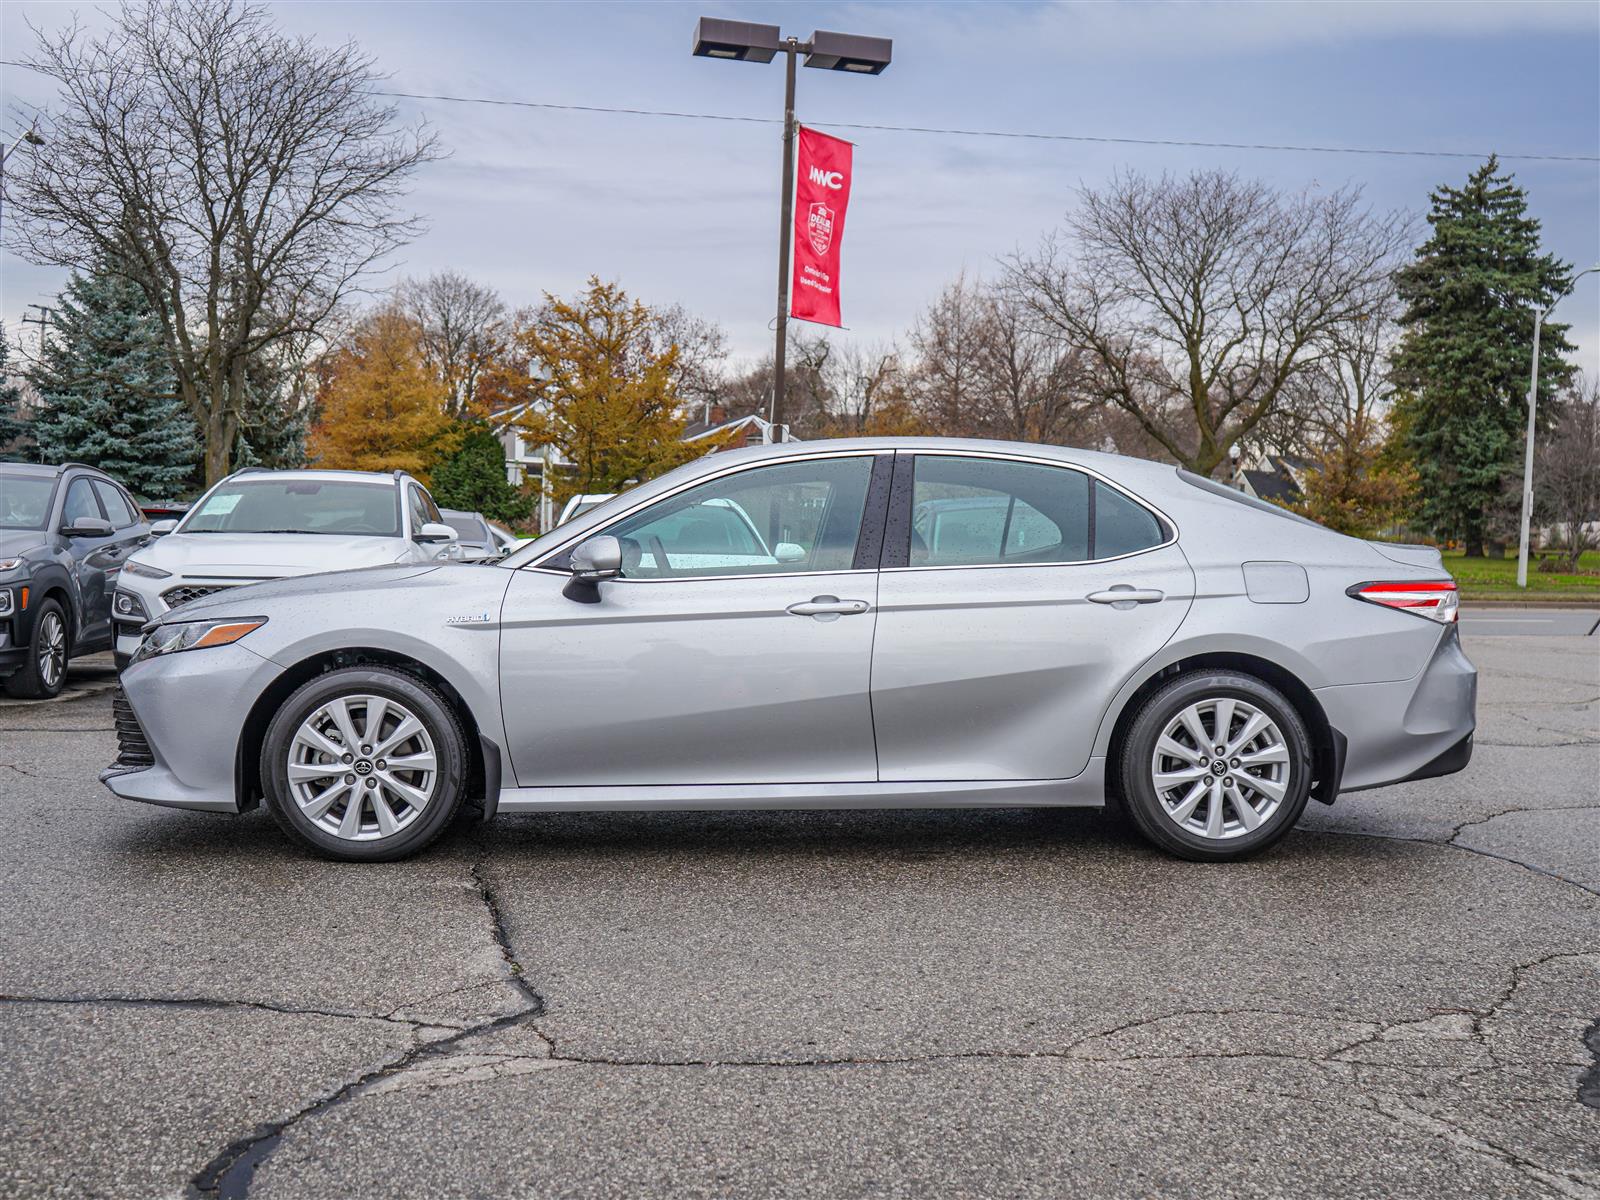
1149,696,1291,841
286,694,438,841
37,612,66,691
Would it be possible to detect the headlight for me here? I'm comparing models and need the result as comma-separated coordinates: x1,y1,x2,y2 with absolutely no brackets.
124,560,172,580
113,589,150,622
0,589,13,617
0,558,23,572
129,617,267,665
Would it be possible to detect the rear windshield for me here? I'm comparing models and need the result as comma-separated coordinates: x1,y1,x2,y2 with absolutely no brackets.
181,479,399,536
1176,469,1325,530
445,515,490,542
0,473,56,530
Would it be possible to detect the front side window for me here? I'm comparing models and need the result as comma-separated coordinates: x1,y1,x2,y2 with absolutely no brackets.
0,474,56,530
61,478,104,528
182,479,400,537
605,455,875,580
909,456,1089,566
93,481,140,529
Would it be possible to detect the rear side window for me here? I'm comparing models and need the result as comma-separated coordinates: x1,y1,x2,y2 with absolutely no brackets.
909,456,1089,566
1094,481,1166,557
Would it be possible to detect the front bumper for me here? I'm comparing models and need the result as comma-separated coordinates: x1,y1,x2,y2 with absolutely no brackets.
100,639,280,812
1315,624,1477,793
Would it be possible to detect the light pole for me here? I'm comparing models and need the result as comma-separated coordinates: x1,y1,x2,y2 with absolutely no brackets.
0,127,46,242
693,19,891,441
1516,263,1599,588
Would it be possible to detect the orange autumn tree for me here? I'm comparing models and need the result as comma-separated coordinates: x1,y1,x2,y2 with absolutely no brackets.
513,278,726,509
309,307,458,480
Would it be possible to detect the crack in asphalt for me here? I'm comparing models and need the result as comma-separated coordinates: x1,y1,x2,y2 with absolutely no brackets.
1307,827,1600,900
1581,1020,1600,1111
0,993,451,1030
185,861,547,1200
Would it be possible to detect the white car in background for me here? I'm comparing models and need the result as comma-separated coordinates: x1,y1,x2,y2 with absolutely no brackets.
558,493,617,525
112,468,457,667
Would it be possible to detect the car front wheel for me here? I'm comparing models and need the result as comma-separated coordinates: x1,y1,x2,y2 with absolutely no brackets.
1118,670,1312,862
261,666,468,862
4,599,69,700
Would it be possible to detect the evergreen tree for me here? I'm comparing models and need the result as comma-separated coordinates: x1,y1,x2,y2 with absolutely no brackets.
26,262,198,498
1391,157,1575,554
0,333,34,461
429,423,532,525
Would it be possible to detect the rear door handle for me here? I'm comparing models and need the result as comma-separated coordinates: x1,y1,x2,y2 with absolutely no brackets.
1087,587,1164,607
787,595,871,618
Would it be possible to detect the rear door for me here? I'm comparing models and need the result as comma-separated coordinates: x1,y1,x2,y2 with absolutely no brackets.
870,451,1194,782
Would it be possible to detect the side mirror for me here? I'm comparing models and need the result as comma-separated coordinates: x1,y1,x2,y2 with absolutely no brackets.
415,521,458,544
61,516,114,539
774,541,807,564
149,519,177,537
570,535,623,582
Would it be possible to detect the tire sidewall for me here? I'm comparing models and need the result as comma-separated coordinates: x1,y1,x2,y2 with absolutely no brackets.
262,667,466,862
1120,671,1312,861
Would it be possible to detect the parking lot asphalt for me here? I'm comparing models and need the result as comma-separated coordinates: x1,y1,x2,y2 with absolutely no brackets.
0,628,1596,1199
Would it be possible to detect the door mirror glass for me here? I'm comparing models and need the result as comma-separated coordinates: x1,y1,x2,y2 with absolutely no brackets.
149,519,178,536
61,516,115,539
415,521,457,544
571,535,623,581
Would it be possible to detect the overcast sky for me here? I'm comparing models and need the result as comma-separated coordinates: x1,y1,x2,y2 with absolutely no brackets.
4,0,1597,376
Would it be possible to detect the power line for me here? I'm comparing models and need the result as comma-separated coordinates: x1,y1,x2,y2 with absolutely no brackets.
5,57,1596,163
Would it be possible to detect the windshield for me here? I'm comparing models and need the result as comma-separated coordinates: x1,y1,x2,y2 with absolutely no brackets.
444,514,490,542
180,479,400,536
0,474,56,531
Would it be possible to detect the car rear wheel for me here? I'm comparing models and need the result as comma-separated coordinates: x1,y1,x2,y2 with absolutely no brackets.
1118,670,1312,861
261,666,468,862
4,599,69,700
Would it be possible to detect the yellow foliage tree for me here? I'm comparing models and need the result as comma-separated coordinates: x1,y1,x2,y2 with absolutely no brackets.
514,278,718,508
309,308,459,481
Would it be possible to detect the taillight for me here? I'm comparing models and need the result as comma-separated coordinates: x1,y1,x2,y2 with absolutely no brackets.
1348,580,1459,624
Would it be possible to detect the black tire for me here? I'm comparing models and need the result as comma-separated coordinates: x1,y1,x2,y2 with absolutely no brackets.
1118,670,1312,862
261,666,469,862
3,599,69,700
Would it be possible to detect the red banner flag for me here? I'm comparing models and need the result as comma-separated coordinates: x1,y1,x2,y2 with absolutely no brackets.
790,126,853,327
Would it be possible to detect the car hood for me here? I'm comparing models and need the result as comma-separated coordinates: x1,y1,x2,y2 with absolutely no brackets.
130,532,409,577
0,530,46,559
156,562,452,621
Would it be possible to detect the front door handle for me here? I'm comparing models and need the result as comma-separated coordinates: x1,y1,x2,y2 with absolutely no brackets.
1087,586,1164,608
787,595,871,619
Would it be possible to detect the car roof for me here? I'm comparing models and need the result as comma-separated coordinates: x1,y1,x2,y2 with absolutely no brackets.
0,461,110,478
226,468,410,486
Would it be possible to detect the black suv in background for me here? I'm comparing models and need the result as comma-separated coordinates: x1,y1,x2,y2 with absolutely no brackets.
0,463,150,698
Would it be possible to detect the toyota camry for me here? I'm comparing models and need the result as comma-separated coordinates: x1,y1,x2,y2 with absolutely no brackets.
101,438,1476,863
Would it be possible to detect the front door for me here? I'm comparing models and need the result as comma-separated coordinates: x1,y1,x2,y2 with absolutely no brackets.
870,451,1194,782
499,452,891,788
58,477,119,649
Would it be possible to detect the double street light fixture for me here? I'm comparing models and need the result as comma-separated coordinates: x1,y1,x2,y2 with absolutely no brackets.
1516,263,1599,588
693,18,891,441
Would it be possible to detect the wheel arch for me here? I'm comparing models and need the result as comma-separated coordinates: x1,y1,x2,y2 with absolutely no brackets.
1101,649,1344,807
235,647,490,814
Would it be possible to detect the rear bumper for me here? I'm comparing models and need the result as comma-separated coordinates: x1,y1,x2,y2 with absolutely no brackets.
1315,625,1477,793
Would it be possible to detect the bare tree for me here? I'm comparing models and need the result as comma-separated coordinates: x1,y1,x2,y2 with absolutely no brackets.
650,304,729,415
1535,376,1599,570
400,271,505,419
8,1,439,483
1009,170,1408,477
909,274,992,435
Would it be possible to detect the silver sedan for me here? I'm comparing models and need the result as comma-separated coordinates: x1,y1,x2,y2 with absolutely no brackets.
101,438,1476,863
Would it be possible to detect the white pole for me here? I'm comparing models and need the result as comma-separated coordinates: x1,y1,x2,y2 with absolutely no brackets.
1517,265,1599,588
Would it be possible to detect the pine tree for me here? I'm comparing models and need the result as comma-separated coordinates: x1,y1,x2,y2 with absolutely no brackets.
429,423,532,525
0,333,34,461
25,263,198,498
1391,157,1575,555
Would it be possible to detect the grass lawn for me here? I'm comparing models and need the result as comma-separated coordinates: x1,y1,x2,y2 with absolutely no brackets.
1443,549,1600,603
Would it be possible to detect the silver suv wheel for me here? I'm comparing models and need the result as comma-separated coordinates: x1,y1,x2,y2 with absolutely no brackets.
1150,697,1291,841
287,694,438,841
37,610,66,691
